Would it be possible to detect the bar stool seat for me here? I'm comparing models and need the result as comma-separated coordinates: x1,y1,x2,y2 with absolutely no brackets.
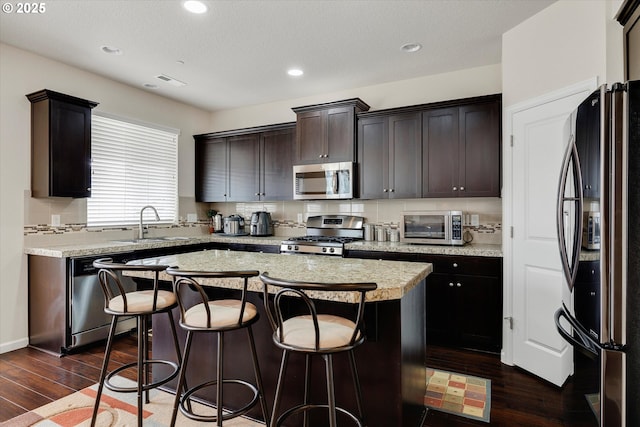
166,267,270,427
91,258,183,427
259,272,377,427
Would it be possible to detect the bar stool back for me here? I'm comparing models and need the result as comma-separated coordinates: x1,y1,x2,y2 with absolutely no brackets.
166,267,270,427
91,258,182,427
259,272,377,427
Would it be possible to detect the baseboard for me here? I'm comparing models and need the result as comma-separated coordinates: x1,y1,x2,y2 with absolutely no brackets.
0,337,29,354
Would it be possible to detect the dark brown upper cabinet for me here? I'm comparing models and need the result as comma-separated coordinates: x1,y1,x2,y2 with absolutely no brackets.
26,89,98,198
195,136,227,202
195,123,295,203
292,98,369,164
260,127,295,200
358,112,422,199
422,98,501,198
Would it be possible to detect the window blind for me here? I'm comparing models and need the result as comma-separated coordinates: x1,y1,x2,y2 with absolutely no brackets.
88,113,178,227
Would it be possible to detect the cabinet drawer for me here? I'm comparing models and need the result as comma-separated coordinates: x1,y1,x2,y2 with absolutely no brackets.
418,255,501,276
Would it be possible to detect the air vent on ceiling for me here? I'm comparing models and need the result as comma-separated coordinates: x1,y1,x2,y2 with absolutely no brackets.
155,74,186,87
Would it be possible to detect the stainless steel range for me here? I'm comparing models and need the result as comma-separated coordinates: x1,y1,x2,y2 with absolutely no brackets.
280,215,364,256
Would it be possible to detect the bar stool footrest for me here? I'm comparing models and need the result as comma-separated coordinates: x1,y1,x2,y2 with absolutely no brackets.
178,379,259,423
276,403,363,427
105,359,179,393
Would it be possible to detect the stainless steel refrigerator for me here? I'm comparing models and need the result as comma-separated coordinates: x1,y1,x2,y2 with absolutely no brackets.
555,80,639,427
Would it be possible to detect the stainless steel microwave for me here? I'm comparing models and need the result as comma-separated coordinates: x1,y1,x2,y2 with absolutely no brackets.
293,162,354,200
400,210,464,246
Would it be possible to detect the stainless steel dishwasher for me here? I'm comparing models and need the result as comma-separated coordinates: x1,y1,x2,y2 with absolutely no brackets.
70,253,137,349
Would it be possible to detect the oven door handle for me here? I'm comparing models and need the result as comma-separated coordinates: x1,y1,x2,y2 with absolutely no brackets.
554,303,600,359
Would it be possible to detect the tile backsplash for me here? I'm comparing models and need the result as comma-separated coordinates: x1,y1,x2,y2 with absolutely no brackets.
213,197,502,244
24,193,502,246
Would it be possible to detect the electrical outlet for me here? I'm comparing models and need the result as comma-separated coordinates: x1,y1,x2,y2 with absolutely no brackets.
471,214,480,226
51,214,61,226
187,213,197,223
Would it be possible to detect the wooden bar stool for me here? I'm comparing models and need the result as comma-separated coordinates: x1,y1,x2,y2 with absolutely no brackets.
165,267,270,427
91,258,182,427
259,272,377,427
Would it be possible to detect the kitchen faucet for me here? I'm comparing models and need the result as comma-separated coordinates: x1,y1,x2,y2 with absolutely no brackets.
139,205,160,239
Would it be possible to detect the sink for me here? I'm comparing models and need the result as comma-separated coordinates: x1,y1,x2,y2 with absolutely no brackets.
111,237,191,244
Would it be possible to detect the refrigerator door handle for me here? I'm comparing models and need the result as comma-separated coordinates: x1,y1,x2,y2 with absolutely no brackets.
556,133,584,290
554,304,600,359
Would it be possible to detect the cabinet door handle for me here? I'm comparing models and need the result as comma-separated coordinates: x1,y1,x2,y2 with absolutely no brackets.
318,154,323,158
383,188,388,192
460,186,465,191
390,188,395,193
453,263,458,268
255,193,260,196
449,282,454,287
453,186,458,191
590,291,596,296
456,282,462,287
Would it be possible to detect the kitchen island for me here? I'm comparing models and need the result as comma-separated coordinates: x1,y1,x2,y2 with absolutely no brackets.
126,249,432,427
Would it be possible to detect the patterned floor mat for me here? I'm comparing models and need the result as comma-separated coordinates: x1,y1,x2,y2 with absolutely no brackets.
424,367,491,423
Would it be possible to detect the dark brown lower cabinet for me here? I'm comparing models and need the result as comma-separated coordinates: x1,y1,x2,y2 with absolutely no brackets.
346,250,503,353
422,255,502,353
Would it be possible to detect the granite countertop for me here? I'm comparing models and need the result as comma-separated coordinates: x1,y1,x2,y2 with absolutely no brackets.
125,249,432,303
345,241,502,257
23,234,284,258
24,234,502,258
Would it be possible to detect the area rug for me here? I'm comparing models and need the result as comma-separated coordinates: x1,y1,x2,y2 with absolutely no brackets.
585,393,600,424
424,367,491,423
2,376,263,427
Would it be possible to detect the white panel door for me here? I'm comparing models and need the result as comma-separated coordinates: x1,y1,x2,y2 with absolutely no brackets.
508,83,594,386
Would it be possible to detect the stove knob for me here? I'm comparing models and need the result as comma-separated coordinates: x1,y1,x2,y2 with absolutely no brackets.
287,245,293,250
294,245,299,251
322,247,327,252
329,247,335,253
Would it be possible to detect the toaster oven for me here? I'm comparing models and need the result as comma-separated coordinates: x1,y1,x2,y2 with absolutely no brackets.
400,210,464,246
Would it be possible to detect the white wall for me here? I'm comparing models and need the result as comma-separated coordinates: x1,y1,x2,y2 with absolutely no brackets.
208,64,502,131
0,43,212,353
502,0,623,110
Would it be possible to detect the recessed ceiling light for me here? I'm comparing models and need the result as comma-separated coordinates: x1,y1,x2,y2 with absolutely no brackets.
101,45,122,55
183,1,207,14
287,68,304,77
400,43,422,53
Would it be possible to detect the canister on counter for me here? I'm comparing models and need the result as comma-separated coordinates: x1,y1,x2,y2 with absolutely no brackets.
376,226,388,242
364,223,376,241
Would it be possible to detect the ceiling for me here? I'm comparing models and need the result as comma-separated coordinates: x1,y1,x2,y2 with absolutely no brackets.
0,0,555,112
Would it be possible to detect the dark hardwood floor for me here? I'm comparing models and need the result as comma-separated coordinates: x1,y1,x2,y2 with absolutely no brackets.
0,334,599,426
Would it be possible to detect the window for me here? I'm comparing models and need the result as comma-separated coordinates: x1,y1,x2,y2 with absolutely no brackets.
88,113,179,226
